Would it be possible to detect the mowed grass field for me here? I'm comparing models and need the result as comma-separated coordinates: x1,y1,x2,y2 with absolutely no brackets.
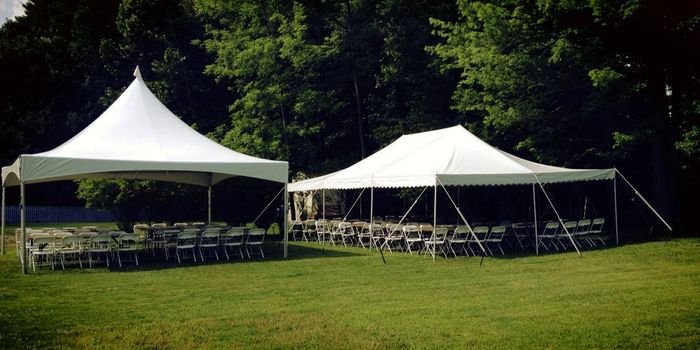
0,230,698,349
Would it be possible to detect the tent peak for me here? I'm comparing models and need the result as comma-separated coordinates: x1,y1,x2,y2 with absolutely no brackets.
133,65,143,81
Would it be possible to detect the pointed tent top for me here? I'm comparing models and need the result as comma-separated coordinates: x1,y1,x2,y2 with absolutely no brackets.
133,65,142,80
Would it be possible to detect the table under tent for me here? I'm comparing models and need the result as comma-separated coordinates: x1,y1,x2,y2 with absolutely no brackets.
1,67,289,273
288,125,671,261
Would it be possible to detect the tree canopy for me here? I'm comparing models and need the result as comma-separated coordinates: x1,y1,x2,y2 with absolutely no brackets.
0,0,697,229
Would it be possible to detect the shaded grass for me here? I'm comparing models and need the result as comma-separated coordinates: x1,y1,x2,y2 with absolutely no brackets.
0,237,698,349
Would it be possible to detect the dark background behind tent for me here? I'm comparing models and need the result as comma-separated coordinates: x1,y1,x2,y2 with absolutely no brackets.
0,0,697,234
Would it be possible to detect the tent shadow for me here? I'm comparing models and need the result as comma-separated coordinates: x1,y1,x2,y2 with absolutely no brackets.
106,242,361,272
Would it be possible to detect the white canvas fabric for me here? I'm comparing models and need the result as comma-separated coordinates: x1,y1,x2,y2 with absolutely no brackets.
289,125,613,191
2,69,287,187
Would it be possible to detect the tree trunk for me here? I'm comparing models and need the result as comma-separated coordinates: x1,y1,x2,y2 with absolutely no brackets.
647,62,680,226
353,73,366,159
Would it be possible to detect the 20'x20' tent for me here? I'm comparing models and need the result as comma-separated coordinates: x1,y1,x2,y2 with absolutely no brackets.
1,67,289,273
288,125,671,259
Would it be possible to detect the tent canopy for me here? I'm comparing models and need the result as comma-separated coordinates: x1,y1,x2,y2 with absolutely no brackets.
289,125,613,191
2,67,288,187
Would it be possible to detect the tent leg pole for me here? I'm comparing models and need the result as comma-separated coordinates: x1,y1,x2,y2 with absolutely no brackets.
369,188,373,251
322,189,325,244
1,184,5,255
433,182,437,263
284,184,289,258
533,183,538,255
20,182,26,274
207,173,212,225
614,174,619,245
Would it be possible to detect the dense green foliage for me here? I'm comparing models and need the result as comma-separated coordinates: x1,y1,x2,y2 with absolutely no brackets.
0,238,698,348
0,0,697,229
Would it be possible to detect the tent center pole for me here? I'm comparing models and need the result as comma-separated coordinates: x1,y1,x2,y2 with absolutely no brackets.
1,184,5,255
207,173,212,225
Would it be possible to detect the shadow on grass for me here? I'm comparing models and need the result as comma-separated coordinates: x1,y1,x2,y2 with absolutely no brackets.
105,242,363,272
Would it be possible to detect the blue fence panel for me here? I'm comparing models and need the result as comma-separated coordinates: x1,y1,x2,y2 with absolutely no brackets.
3,206,118,224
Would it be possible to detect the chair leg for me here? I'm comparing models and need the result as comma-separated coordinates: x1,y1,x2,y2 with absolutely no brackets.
118,252,122,268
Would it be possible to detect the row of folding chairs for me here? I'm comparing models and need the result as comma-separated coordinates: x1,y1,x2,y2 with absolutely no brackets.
534,218,607,252
148,227,266,263
24,231,138,271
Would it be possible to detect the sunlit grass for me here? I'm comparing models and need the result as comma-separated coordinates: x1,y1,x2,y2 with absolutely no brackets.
0,236,698,349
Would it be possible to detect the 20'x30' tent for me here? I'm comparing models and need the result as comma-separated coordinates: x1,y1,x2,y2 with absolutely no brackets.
1,67,289,273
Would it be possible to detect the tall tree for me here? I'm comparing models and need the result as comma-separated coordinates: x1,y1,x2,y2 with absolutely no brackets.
429,0,700,224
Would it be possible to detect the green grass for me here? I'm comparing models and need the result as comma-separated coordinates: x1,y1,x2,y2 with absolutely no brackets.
0,235,698,349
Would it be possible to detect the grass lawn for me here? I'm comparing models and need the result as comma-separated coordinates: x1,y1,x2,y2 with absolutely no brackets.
0,234,698,349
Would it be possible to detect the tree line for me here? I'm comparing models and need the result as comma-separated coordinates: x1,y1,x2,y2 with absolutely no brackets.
0,0,697,230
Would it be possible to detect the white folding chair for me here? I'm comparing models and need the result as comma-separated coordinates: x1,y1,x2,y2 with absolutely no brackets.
538,222,560,252
466,226,489,255
222,228,245,260
30,236,56,272
87,234,112,268
382,224,404,253
198,228,220,261
58,235,83,270
176,231,197,263
485,226,507,255
424,227,448,258
403,225,422,255
447,226,469,257
245,228,266,258
117,233,140,267
339,222,355,246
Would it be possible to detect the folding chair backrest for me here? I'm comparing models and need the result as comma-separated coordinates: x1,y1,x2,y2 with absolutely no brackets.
473,226,489,240
42,227,57,233
490,226,507,240
577,219,591,232
511,223,529,236
370,223,384,237
431,227,448,242
33,236,55,251
201,229,220,245
387,224,403,237
563,221,577,233
247,228,265,243
164,230,180,244
590,218,605,232
82,226,98,232
61,235,82,249
338,222,352,233
90,235,112,249
419,224,433,235
152,223,167,228
118,233,139,248
177,232,197,246
315,220,327,234
225,228,245,244
403,225,421,240
453,226,470,240
542,222,560,235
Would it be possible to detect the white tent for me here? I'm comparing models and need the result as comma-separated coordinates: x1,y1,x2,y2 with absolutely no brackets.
1,67,290,272
289,125,670,260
